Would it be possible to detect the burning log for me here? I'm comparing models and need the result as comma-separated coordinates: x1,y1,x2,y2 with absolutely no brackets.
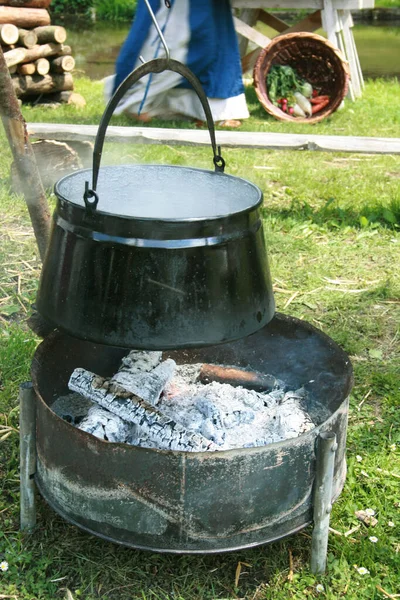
0,23,18,45
12,72,73,97
0,6,50,28
18,27,37,48
198,364,284,392
68,368,217,452
34,25,66,44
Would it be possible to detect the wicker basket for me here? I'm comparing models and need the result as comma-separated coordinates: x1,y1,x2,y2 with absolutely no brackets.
253,32,350,124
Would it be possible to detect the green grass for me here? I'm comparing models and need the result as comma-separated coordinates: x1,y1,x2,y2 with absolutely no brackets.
0,78,399,599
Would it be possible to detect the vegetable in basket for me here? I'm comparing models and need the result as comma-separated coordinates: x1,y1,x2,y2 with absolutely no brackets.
266,65,329,118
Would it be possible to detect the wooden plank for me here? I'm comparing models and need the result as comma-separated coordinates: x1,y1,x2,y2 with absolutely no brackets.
27,123,400,155
283,10,322,34
233,15,271,48
338,9,362,96
258,10,288,32
237,8,260,55
320,0,339,46
241,47,262,73
232,0,375,9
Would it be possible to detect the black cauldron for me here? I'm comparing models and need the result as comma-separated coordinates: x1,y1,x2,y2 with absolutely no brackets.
36,59,275,349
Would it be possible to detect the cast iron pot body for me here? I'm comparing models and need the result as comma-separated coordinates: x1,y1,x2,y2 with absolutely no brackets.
32,314,353,553
35,59,275,349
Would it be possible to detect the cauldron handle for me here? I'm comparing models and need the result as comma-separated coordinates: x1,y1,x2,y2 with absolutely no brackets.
85,58,226,210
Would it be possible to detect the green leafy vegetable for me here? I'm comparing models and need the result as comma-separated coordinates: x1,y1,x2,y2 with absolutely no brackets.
266,65,306,104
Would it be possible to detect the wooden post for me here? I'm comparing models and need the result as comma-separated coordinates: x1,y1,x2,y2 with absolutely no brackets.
19,382,37,532
0,44,50,260
311,432,337,574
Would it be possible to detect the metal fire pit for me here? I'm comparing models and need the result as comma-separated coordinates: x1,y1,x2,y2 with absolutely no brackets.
25,313,352,559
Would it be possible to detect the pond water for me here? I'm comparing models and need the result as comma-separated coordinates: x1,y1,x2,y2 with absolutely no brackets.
65,21,400,81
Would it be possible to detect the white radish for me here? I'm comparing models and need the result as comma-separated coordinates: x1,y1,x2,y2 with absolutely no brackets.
294,92,312,117
292,103,306,117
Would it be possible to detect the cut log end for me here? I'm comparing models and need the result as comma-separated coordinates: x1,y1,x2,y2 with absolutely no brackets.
0,23,18,45
51,54,75,73
18,62,35,75
35,57,49,75
18,28,38,49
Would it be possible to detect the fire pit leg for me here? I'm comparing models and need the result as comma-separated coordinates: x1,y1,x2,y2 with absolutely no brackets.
310,432,337,575
19,382,37,532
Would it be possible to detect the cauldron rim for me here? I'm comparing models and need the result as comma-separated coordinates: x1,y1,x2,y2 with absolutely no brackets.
54,164,263,223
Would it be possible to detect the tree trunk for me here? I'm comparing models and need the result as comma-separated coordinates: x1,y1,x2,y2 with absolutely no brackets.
50,54,74,73
12,71,73,97
0,45,50,260
34,25,66,44
0,6,50,27
0,23,18,45
18,27,38,48
11,139,82,192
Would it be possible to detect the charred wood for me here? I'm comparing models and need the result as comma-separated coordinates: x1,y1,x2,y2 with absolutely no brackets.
68,368,217,452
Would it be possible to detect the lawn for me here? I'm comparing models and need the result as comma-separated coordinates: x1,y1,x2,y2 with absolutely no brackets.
0,76,399,599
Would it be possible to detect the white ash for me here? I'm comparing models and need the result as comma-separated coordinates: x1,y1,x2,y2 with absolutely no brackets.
160,377,314,449
63,351,316,451
110,353,175,405
77,405,133,443
118,350,162,374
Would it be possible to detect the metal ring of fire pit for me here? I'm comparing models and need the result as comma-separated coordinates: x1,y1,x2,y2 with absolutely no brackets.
31,313,352,553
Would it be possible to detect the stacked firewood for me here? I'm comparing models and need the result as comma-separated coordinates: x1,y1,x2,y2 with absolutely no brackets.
1,0,83,106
